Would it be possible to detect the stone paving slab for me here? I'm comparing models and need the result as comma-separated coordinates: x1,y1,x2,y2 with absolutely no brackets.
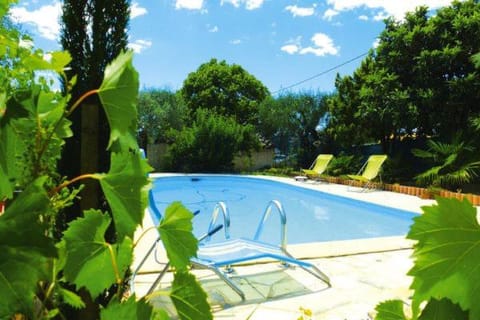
135,249,413,319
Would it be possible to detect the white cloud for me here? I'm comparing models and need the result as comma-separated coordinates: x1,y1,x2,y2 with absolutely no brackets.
282,33,338,57
373,11,389,21
230,39,242,45
281,44,300,54
9,2,61,41
322,8,339,20
285,5,315,17
208,25,219,32
300,33,339,56
175,0,204,10
246,0,264,10
128,39,152,53
221,0,239,7
131,2,147,19
358,14,369,20
372,38,380,48
326,0,454,20
221,0,265,10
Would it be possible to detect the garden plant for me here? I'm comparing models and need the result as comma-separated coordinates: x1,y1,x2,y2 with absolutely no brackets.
374,197,479,319
0,2,212,318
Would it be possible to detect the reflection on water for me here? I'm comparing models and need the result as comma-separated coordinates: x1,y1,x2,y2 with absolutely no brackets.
313,207,330,221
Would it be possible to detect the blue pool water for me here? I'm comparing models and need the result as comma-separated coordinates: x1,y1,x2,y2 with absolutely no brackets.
150,175,417,244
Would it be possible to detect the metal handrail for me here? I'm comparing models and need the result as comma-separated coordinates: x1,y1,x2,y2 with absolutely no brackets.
206,201,231,241
253,200,287,251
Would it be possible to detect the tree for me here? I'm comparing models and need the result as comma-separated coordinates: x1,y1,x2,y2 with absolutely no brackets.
374,0,480,139
257,95,293,152
258,92,330,167
0,14,37,102
356,57,414,153
60,0,130,211
327,0,480,153
163,108,259,172
326,59,379,151
180,58,269,125
137,88,188,149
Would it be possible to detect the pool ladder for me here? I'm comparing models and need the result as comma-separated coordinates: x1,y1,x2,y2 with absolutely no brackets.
205,201,231,241
131,200,290,294
254,199,287,251
130,201,230,295
209,200,287,249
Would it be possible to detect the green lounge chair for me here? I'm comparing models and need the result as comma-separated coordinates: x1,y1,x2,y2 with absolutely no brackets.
302,154,334,180
347,155,387,191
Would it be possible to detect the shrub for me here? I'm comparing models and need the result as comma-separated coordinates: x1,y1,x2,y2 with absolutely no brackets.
325,153,360,176
164,108,259,172
412,134,480,190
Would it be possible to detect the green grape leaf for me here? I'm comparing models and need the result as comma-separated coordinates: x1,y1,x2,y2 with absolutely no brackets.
0,178,56,318
0,163,11,198
62,210,133,298
1,1,18,18
0,91,5,116
170,271,212,320
22,53,51,71
98,50,139,149
374,300,408,320
50,51,71,73
96,148,151,239
0,100,27,199
152,309,170,320
37,91,72,141
57,287,85,309
100,295,153,320
408,197,480,318
418,298,468,320
18,51,70,74
158,202,198,271
37,91,64,122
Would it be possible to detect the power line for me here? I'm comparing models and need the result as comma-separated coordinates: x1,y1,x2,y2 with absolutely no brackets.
272,51,369,94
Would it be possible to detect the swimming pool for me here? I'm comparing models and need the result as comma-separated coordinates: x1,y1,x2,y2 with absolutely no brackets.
149,175,418,244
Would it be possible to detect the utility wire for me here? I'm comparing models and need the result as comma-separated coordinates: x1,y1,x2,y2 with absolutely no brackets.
272,51,369,94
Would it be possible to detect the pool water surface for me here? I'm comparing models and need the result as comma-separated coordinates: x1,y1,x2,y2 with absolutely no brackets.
149,175,417,244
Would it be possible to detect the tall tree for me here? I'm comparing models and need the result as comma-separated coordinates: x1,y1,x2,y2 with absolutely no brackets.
258,92,329,167
180,58,269,126
327,0,480,152
374,0,480,139
137,88,188,149
60,0,130,211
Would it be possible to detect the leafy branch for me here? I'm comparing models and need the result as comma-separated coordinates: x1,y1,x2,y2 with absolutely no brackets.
374,197,479,320
0,22,213,320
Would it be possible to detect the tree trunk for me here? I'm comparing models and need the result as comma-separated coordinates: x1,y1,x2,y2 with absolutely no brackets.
80,103,100,211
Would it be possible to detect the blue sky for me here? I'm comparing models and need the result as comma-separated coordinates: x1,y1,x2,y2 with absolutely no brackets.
10,0,454,94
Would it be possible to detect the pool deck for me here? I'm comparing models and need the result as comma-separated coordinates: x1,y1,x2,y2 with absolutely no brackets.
132,175,438,319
